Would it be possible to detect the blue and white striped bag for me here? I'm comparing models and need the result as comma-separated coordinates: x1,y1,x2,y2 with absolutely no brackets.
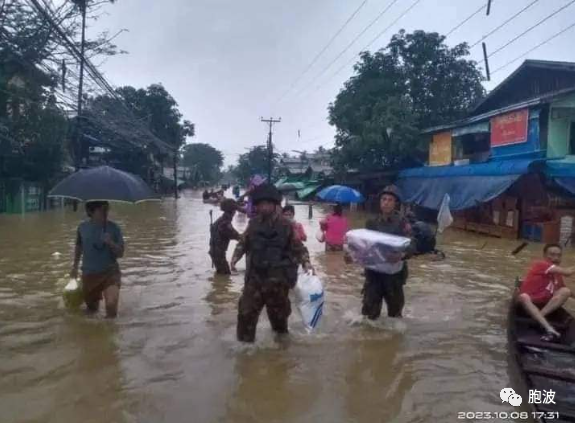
294,272,324,333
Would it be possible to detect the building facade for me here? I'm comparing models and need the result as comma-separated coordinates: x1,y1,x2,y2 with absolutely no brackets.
397,60,575,244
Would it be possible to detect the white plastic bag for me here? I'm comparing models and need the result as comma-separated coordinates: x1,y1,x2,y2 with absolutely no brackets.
294,272,324,333
344,229,411,274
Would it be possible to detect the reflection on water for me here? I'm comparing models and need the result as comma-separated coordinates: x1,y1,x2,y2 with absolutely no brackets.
1,190,571,422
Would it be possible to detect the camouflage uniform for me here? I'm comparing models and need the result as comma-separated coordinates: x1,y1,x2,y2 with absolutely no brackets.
232,213,311,342
362,211,412,319
209,212,240,274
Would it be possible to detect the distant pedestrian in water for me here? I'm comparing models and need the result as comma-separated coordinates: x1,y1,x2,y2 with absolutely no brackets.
282,205,307,242
405,211,445,260
320,204,349,251
242,175,266,219
209,199,240,275
70,201,124,318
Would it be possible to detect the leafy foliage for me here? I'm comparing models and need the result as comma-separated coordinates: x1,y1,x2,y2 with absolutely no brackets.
181,143,223,184
79,84,194,178
0,0,123,183
329,30,485,172
233,146,278,184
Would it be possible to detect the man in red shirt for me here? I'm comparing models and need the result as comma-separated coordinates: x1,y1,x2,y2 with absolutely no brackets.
518,243,574,340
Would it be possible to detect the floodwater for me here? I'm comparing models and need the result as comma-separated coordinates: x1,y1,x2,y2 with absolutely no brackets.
1,190,571,423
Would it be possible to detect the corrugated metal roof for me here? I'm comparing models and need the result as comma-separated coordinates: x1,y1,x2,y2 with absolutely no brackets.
422,86,575,135
472,60,575,114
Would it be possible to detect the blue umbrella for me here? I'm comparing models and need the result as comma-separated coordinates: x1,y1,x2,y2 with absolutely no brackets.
317,185,364,203
48,165,159,203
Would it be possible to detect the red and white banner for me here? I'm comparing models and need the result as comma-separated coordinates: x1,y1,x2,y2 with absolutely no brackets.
490,109,529,147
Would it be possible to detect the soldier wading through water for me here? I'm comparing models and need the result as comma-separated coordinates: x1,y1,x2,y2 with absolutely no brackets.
347,185,413,319
231,183,313,343
209,199,240,275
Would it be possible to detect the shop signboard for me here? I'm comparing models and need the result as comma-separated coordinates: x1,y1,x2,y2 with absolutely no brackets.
491,109,529,147
429,131,452,166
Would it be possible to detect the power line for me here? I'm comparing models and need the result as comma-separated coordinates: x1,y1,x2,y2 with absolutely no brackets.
491,20,575,75
27,0,175,153
469,0,540,48
280,0,426,136
364,0,424,50
445,1,489,37
282,1,497,137
487,0,575,59
288,0,401,102
272,0,369,107
299,0,425,100
1,20,168,154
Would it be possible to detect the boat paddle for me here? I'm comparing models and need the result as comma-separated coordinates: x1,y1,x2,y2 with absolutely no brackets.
511,242,528,256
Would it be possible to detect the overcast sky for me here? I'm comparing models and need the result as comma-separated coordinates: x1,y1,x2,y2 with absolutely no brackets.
89,0,575,166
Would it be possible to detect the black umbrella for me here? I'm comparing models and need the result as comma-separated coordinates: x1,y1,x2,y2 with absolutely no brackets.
48,165,159,203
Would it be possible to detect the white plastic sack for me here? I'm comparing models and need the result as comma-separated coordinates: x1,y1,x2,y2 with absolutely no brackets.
294,272,324,333
344,229,411,274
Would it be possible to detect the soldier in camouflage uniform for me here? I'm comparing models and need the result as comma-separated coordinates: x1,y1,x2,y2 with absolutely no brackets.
360,185,413,319
209,199,240,275
231,183,313,343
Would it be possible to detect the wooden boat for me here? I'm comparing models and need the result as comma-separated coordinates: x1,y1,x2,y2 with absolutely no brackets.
508,285,575,422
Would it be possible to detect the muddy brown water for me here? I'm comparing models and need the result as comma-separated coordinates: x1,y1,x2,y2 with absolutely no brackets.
1,190,571,423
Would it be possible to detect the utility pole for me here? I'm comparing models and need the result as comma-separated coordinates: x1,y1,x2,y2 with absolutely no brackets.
260,117,281,182
74,0,87,170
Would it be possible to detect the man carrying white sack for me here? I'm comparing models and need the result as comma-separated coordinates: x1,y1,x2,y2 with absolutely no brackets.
347,185,413,319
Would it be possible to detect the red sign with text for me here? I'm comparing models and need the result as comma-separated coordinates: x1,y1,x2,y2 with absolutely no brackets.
490,109,529,147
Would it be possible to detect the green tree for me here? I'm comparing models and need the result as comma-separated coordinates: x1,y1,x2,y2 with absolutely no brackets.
329,29,485,172
181,143,223,184
116,84,195,149
233,146,278,184
0,0,123,185
79,84,195,180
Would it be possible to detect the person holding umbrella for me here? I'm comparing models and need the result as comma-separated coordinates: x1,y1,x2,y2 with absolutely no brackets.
319,204,349,251
316,185,361,251
70,201,124,318
50,166,159,317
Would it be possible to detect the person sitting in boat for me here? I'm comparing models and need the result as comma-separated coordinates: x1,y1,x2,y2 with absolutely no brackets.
518,243,574,341
202,190,210,201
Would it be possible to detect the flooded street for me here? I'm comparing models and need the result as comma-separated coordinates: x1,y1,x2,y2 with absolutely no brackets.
1,191,570,423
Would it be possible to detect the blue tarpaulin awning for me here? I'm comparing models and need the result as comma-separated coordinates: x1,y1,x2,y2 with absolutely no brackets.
544,159,575,195
397,159,541,211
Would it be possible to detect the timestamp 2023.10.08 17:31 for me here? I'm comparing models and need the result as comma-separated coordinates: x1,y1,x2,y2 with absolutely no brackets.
457,411,560,420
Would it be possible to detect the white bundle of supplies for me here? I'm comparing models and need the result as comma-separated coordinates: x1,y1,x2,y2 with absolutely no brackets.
294,272,324,333
344,229,411,274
